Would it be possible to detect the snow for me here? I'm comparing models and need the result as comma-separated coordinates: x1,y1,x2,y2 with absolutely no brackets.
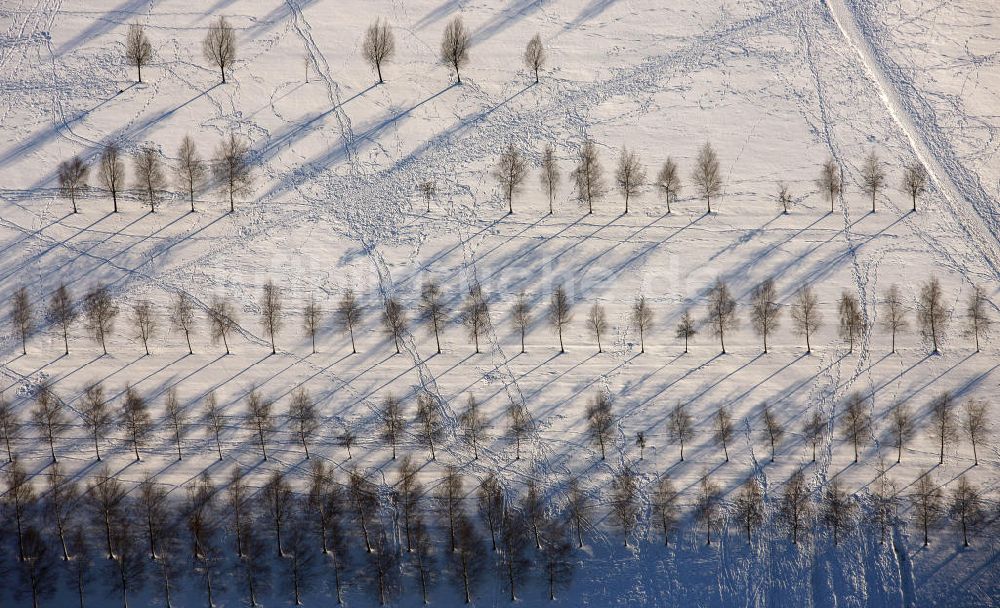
0,0,998,606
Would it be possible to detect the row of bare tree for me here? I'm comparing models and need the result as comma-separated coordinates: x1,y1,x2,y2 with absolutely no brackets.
124,16,546,88
7,275,989,358
2,450,992,607
494,140,928,217
57,132,253,215
1,371,989,488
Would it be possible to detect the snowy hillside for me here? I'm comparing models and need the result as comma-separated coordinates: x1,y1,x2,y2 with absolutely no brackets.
0,0,998,606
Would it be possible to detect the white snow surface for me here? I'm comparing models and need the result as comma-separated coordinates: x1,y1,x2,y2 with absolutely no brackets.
0,0,998,606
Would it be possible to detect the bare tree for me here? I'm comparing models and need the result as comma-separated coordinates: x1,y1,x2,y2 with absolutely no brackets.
381,393,405,460
302,296,321,354
226,465,251,558
462,282,490,353
777,182,793,214
821,478,856,545
587,302,607,353
99,142,126,213
694,472,722,545
336,288,362,353
880,284,907,353
651,474,680,545
499,507,530,601
802,408,824,462
262,470,293,556
382,297,407,354
11,285,32,355
837,291,863,353
419,280,446,354
888,401,915,463
395,456,422,552
539,518,574,599
131,300,157,355
215,132,253,212
549,284,573,353
437,466,463,552
586,392,614,460
125,23,153,82
478,473,504,551
655,157,681,214
19,526,58,606
791,284,821,353
675,308,696,353
734,476,765,543
964,284,991,352
88,466,127,559
121,385,152,461
911,471,943,546
32,381,67,462
418,180,436,213
4,460,35,561
134,145,165,213
840,392,871,463
165,388,187,460
495,143,528,214
83,285,118,355
440,16,471,84
176,135,205,212
171,291,196,354
571,140,605,214
779,469,813,544
260,279,282,354
137,474,169,559
523,33,545,83
289,387,319,459
460,394,488,459
901,161,927,212
58,156,88,213
692,142,722,213
615,147,646,214
44,464,80,561
203,391,225,460
667,401,694,461
540,144,559,214
950,475,984,547
185,473,219,602
285,508,319,605
209,296,237,354
750,277,781,354
963,399,988,466
929,391,957,464
246,387,274,461
0,391,21,461
415,392,443,460
307,464,347,602
411,516,436,605
48,283,77,356
861,150,886,213
203,16,236,83
714,406,734,462
762,405,784,462
511,290,531,353
507,402,532,460
631,296,654,354
451,514,485,604
635,431,646,459
871,464,898,545
565,477,591,548
66,526,95,608
80,382,112,461
611,467,639,546
339,425,356,460
362,18,395,84
817,158,842,213
706,277,737,353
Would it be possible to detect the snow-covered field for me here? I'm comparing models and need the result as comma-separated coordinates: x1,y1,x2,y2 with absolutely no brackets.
0,0,998,606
